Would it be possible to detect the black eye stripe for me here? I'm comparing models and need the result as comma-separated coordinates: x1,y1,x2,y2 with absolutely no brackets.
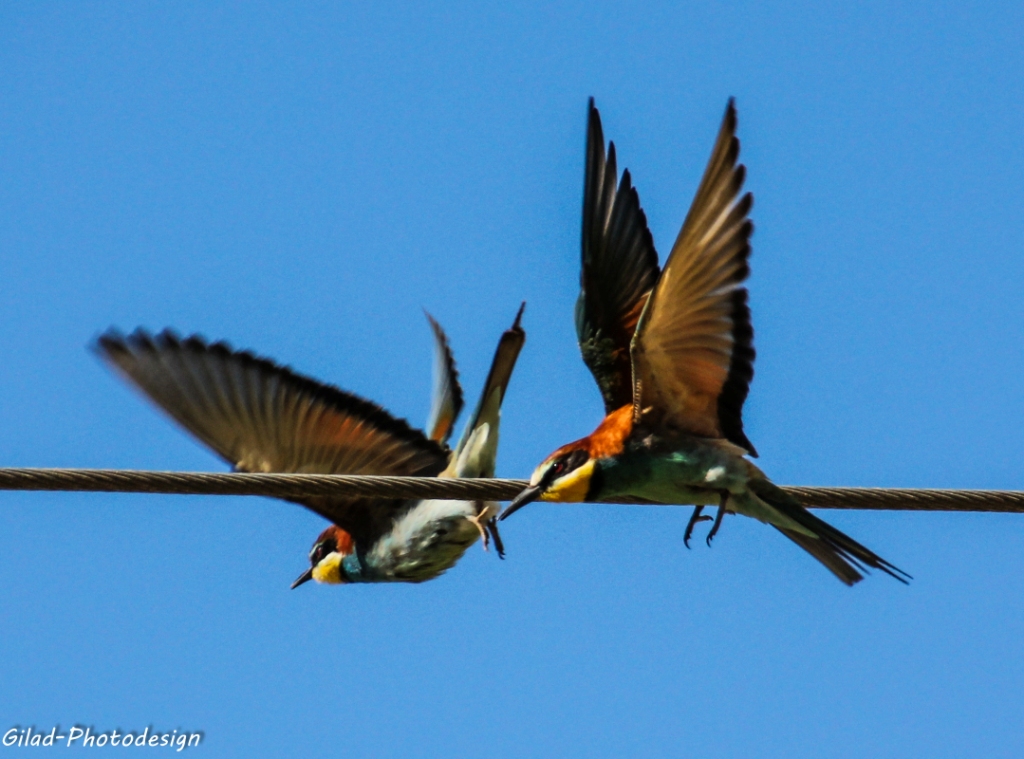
567,450,589,469
309,538,338,565
544,450,590,485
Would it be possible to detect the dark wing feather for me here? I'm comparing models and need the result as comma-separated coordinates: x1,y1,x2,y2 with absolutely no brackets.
94,329,448,545
424,312,464,445
576,98,661,413
631,99,757,455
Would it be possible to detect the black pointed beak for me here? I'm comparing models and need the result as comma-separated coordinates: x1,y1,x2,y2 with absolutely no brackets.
499,485,545,521
290,567,314,589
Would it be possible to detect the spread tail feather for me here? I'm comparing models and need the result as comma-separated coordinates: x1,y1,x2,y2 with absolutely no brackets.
424,312,465,445
748,478,910,586
451,303,526,466
447,304,526,479
775,528,863,586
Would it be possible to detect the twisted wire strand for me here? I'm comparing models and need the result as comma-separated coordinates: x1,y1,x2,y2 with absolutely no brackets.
0,467,1022,512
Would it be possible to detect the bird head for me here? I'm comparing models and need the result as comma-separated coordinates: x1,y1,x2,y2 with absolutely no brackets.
500,445,594,520
291,525,355,588
500,405,634,520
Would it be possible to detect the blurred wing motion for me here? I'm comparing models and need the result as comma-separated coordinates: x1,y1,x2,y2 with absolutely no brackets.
95,329,448,543
448,302,526,479
576,98,661,414
631,99,757,456
424,311,464,445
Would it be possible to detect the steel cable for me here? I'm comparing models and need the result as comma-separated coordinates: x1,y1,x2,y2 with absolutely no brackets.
0,468,1022,512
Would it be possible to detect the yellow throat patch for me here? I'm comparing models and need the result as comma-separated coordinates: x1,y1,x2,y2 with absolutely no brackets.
311,552,345,584
539,458,594,503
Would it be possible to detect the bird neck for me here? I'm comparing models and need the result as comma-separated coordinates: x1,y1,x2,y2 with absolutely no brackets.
583,404,634,459
340,552,372,583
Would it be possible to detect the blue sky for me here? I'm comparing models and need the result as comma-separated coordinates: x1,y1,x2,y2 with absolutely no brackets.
2,2,1024,756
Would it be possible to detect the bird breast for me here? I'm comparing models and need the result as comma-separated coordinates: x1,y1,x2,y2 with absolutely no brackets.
367,499,482,582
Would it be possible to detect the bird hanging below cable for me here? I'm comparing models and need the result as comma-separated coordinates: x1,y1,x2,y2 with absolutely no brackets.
95,303,525,585
500,98,907,586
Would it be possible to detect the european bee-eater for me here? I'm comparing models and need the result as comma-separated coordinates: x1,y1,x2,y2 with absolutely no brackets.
500,99,907,585
96,304,525,585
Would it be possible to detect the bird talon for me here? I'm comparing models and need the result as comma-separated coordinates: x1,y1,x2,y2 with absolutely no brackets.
468,511,490,549
467,507,505,559
487,518,506,560
683,505,705,549
706,492,729,546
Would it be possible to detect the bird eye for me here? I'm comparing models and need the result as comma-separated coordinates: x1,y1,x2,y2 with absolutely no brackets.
309,539,336,565
549,450,590,481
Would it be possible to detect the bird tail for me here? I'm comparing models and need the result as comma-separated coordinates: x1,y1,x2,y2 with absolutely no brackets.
446,303,526,479
747,477,910,586
424,311,465,445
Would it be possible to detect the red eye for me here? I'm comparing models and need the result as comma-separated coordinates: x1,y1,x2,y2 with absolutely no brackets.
552,461,565,475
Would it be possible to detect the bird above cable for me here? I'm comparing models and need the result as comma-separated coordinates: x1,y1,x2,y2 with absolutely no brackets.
94,303,525,585
500,98,908,586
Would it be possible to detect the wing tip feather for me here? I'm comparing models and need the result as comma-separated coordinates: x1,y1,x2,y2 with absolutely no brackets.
95,327,449,467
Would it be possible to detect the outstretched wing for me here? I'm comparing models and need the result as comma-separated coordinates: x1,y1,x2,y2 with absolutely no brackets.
576,98,661,414
630,99,757,456
448,302,526,479
424,312,464,445
95,329,449,544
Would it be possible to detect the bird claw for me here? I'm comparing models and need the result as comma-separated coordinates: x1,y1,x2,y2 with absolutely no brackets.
487,519,506,560
468,508,505,559
683,506,712,548
706,492,730,547
468,512,489,546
